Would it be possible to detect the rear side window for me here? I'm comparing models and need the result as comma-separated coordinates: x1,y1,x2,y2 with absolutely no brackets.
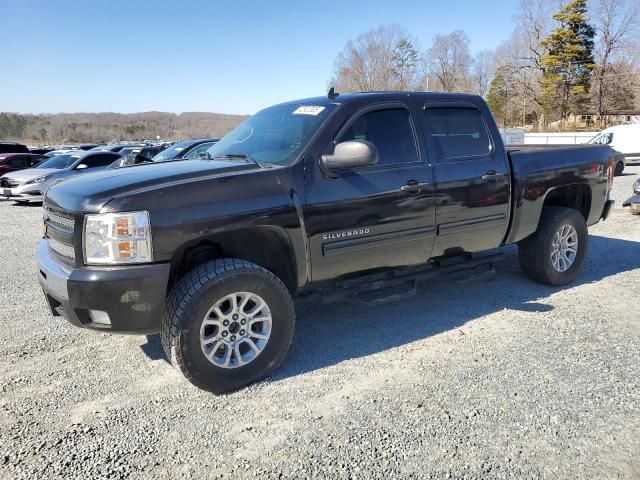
424,107,492,160
338,108,418,166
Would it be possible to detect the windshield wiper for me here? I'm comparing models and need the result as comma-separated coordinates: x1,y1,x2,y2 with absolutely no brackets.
211,153,260,167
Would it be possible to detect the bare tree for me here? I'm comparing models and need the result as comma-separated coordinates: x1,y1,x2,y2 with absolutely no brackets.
591,0,639,125
331,25,421,92
490,0,557,127
425,30,472,92
471,50,495,97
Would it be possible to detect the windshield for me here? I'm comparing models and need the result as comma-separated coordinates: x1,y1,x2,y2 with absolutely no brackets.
588,132,613,145
151,140,194,162
206,103,334,166
35,154,81,169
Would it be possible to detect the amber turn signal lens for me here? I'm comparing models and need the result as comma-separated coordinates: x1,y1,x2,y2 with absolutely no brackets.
118,242,131,258
116,218,129,236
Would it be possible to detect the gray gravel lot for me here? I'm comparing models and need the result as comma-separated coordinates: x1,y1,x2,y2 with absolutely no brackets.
0,166,639,480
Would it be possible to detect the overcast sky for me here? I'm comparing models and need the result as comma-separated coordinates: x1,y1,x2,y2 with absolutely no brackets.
2,0,520,115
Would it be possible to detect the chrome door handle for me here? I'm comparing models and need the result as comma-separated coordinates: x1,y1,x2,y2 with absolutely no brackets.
400,181,430,193
481,171,505,183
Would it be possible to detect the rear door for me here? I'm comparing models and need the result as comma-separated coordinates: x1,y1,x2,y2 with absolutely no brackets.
304,102,436,282
421,102,510,256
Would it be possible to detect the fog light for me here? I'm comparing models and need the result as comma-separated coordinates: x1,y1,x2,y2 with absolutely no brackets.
89,310,111,326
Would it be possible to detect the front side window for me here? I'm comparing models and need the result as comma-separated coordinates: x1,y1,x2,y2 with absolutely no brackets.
338,108,418,166
425,107,492,160
206,103,335,166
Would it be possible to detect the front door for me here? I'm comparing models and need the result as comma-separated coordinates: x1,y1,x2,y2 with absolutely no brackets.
304,103,436,282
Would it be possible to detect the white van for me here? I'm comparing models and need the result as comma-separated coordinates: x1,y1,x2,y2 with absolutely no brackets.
589,124,640,163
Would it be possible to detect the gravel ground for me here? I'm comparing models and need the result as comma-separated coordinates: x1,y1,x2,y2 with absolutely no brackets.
0,167,639,480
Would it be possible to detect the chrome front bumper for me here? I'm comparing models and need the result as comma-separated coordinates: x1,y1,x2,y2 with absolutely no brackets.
37,239,72,301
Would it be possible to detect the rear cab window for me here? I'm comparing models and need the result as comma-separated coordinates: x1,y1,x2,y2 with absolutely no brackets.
423,107,492,161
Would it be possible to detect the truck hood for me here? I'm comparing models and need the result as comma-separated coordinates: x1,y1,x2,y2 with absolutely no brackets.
1,167,62,182
44,159,260,213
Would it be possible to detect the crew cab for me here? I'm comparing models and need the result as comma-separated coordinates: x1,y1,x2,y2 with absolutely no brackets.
37,92,614,393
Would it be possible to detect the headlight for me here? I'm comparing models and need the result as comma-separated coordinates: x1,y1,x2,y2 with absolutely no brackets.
83,211,153,265
634,180,640,194
28,175,52,184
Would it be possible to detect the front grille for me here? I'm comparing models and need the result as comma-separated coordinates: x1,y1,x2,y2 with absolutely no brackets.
44,207,77,262
48,237,76,260
47,211,75,231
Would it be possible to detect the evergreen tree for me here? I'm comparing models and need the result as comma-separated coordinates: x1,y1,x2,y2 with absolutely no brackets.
391,39,419,90
487,66,517,127
540,0,595,127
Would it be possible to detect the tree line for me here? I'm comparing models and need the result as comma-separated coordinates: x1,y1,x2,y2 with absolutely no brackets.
330,0,639,129
0,111,248,144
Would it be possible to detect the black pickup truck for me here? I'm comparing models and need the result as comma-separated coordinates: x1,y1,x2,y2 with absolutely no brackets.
38,91,615,393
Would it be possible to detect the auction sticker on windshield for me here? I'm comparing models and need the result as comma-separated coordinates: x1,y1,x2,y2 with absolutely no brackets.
293,106,325,115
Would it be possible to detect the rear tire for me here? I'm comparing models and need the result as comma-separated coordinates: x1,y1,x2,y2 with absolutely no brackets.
518,207,588,286
161,258,295,394
614,161,624,176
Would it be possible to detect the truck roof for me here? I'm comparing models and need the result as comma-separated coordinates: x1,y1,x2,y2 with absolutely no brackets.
280,91,483,108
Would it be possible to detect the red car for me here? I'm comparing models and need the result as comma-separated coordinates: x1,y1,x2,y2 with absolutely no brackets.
0,153,46,175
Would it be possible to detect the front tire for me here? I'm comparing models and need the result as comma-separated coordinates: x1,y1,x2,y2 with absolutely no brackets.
518,207,588,286
161,258,295,394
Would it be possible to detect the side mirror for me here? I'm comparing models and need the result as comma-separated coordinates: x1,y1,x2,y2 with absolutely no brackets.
321,140,378,174
75,163,88,170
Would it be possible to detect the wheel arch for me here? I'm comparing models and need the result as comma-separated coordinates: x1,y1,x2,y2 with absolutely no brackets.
168,226,300,294
541,184,592,221
507,183,592,244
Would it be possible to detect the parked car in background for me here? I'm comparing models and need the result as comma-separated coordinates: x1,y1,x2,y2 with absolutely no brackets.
589,124,640,164
118,145,163,159
622,178,640,214
151,138,218,162
29,147,55,155
60,144,101,151
108,153,152,169
43,149,81,158
90,144,146,153
1,150,121,203
0,153,46,176
139,145,164,159
0,142,30,154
